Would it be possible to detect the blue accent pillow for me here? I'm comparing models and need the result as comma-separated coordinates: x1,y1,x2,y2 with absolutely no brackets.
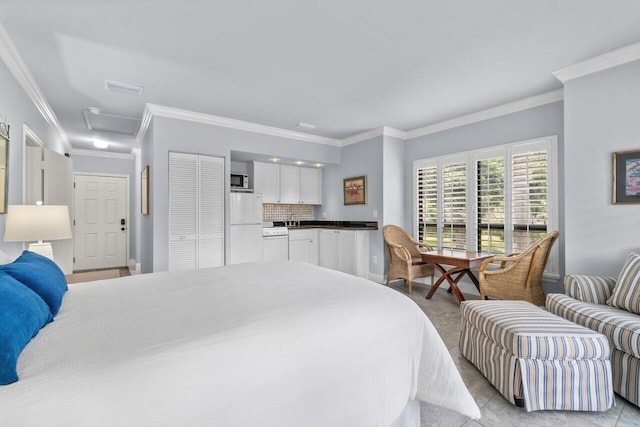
0,271,53,385
0,251,68,316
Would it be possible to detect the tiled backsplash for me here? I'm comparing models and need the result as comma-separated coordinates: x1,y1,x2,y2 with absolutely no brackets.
263,203,314,222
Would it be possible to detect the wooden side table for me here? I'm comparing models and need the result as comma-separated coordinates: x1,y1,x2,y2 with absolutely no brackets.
421,249,494,303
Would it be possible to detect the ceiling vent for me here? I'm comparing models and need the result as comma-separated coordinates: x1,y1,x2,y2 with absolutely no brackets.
104,80,144,95
296,122,316,131
83,109,141,135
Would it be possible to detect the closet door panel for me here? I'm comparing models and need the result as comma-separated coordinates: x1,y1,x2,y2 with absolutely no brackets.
198,155,224,268
169,153,198,270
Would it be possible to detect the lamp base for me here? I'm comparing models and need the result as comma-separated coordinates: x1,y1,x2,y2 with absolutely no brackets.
28,242,54,261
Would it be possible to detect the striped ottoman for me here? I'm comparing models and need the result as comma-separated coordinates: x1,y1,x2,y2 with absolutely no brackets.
460,300,614,412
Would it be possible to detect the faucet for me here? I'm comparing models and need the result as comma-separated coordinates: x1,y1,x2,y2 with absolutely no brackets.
288,213,296,227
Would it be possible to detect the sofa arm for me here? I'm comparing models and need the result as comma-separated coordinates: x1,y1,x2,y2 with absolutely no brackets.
564,275,617,304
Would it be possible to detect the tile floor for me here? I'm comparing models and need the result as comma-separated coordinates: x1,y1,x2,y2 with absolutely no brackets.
386,279,640,427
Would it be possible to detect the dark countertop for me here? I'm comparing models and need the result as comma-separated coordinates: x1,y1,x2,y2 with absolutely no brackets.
273,220,378,231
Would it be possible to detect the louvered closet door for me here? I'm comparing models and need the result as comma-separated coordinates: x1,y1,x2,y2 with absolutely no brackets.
169,152,225,270
169,153,198,270
198,156,224,268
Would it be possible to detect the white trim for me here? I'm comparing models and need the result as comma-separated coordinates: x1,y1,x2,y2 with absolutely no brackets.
552,41,640,83
340,126,407,146
0,24,71,152
405,89,564,140
131,147,141,156
137,103,342,146
22,124,44,204
136,104,153,144
70,148,134,160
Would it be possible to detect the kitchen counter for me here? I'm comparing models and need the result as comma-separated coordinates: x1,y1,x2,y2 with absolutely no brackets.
274,220,378,231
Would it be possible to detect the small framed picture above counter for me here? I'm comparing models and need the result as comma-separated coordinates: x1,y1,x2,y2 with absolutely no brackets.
344,175,366,205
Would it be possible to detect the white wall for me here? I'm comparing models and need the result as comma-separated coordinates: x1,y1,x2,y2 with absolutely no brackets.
143,116,341,273
0,54,66,259
321,136,384,276
564,60,640,276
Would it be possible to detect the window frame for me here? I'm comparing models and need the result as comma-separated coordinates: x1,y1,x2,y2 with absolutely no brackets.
413,135,559,278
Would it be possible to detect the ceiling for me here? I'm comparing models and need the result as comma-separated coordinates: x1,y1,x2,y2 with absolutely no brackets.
1,1,639,153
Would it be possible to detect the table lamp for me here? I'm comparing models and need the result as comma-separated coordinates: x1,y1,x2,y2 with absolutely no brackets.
4,205,72,261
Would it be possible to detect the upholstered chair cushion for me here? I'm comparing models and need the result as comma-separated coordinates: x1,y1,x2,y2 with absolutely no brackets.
564,275,617,305
607,253,640,314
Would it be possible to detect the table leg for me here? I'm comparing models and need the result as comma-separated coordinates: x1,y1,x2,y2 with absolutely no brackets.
426,265,467,302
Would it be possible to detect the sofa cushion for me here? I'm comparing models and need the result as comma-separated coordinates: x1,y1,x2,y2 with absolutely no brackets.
547,293,640,359
607,253,640,314
564,275,617,305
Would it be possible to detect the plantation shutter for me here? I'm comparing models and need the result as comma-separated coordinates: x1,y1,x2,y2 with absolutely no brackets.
442,162,466,249
477,157,505,254
417,166,438,247
512,150,548,253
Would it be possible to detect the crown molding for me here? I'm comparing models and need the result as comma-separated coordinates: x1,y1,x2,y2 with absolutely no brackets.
70,148,134,160
0,25,71,152
131,147,141,156
340,126,407,146
552,41,640,83
404,89,564,140
137,103,342,146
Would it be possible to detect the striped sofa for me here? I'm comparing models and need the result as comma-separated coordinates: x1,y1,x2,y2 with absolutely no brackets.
460,300,614,412
547,274,640,407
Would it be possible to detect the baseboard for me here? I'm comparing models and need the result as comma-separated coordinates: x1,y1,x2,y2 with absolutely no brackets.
368,272,385,284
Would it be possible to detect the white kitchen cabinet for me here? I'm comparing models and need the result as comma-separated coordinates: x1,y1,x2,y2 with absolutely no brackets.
252,161,322,205
300,167,322,204
253,161,279,203
279,164,301,204
318,229,369,277
288,229,318,265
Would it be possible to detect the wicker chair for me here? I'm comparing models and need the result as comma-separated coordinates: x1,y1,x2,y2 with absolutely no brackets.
383,225,435,295
478,230,559,306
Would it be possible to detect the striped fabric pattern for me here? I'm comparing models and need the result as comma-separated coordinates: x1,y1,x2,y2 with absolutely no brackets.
460,300,614,412
547,293,640,407
546,293,640,358
564,275,616,304
607,253,640,314
611,348,640,407
460,301,610,359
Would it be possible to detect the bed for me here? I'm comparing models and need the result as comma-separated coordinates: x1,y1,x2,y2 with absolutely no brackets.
0,260,480,426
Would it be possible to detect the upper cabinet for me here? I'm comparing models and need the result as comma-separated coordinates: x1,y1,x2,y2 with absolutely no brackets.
253,161,280,203
253,161,322,205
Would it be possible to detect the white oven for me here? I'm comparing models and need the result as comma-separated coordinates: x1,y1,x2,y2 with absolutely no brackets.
262,226,289,262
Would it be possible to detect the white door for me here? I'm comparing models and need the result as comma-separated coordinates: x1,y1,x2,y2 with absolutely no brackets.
74,174,128,271
319,229,339,270
169,153,224,270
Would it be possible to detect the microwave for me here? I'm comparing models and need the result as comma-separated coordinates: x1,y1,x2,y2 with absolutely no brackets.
230,173,249,189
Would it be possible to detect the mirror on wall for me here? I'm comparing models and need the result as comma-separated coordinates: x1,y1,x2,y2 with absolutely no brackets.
0,120,8,214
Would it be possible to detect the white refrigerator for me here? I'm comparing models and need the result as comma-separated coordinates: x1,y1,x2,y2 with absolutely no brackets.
229,192,263,264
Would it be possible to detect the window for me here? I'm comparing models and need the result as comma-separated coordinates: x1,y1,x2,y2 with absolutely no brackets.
414,136,558,276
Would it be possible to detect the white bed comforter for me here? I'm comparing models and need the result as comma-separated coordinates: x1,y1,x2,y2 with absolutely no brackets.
0,262,480,426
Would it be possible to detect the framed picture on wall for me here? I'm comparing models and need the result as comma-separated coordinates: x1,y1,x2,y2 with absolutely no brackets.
141,165,150,214
613,150,640,204
343,175,367,205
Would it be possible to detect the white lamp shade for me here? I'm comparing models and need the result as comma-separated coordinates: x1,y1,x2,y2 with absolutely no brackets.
4,205,72,242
